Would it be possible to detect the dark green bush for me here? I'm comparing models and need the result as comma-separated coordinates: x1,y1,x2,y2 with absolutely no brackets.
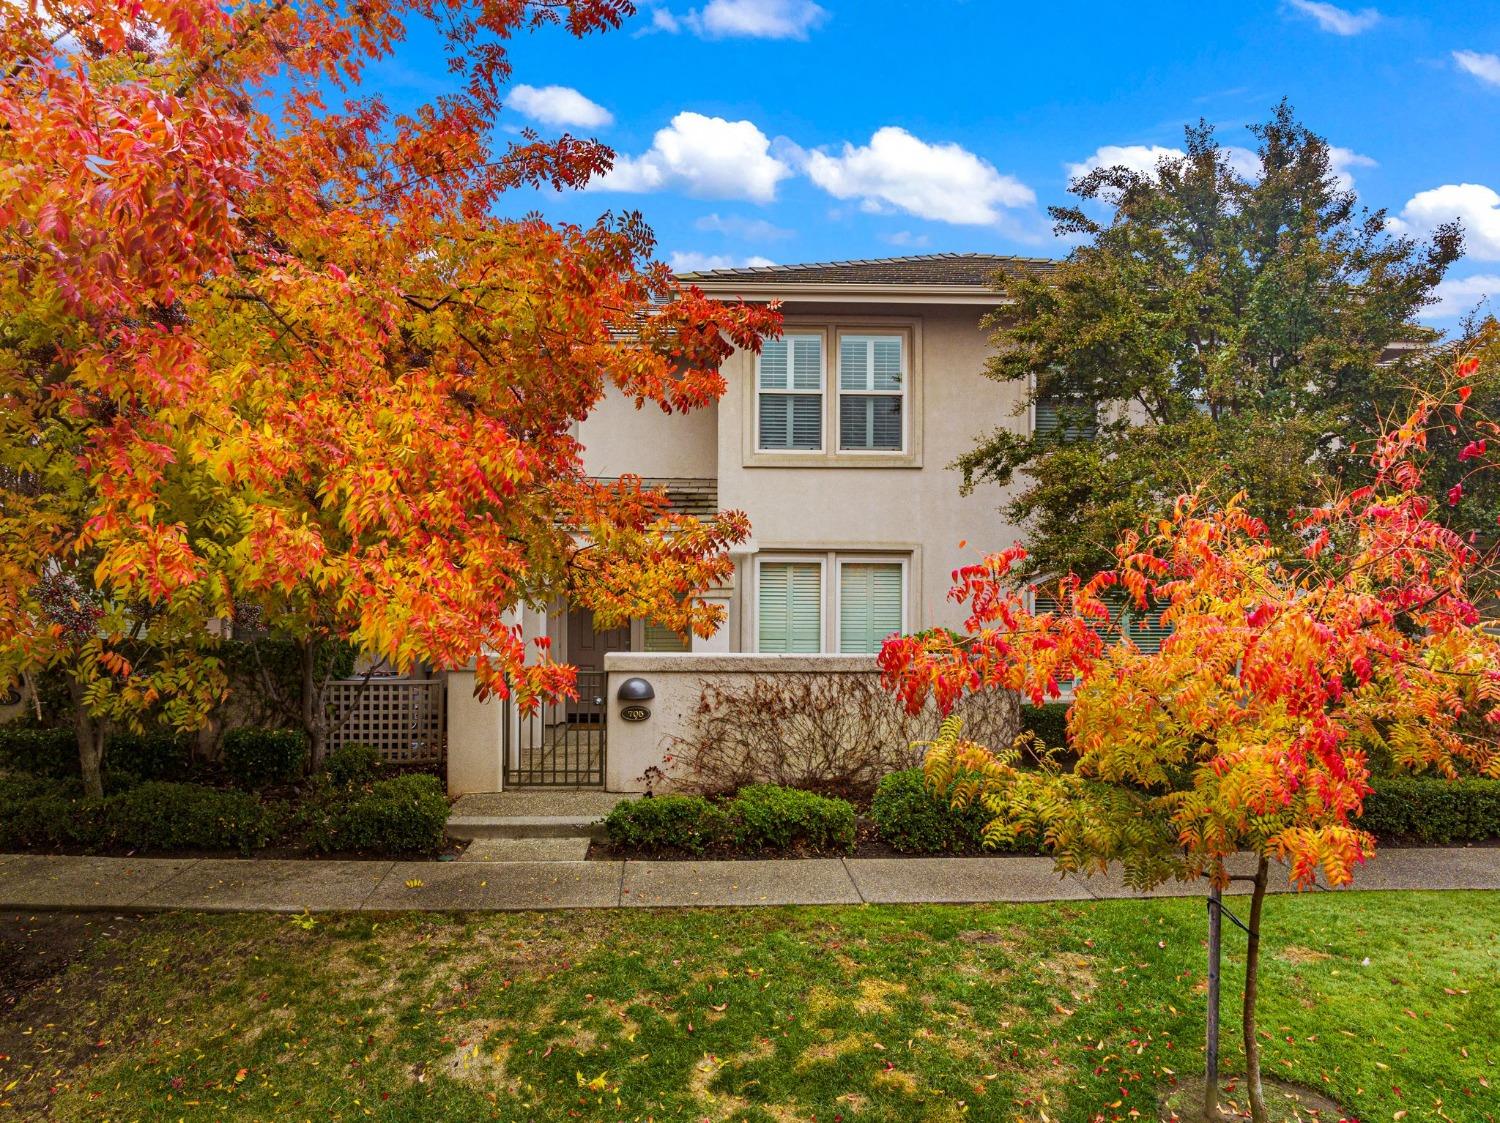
108,730,191,781
603,786,856,855
871,768,1040,854
222,728,308,789
101,782,271,854
0,775,102,849
324,742,382,787
311,773,448,856
1019,703,1069,749
1356,775,1500,844
0,726,77,778
724,784,855,853
603,794,728,855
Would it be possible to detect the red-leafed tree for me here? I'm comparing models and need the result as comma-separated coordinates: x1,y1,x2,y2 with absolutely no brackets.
880,356,1500,1122
0,0,779,792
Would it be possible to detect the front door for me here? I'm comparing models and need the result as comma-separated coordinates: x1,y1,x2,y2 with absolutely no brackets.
567,607,630,677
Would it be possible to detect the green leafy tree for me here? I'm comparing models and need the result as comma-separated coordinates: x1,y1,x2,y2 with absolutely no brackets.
957,102,1464,579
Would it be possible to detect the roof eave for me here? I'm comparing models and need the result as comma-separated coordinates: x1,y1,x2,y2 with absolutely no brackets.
679,281,1015,305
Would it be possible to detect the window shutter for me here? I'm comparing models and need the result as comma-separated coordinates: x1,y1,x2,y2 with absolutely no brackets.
872,338,902,390
1034,397,1096,441
643,620,690,653
1124,603,1171,654
839,338,868,389
791,337,822,389
839,563,903,653
759,394,790,448
759,562,822,652
758,339,788,389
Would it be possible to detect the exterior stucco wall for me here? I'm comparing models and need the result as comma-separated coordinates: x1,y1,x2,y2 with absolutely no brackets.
717,301,1028,647
603,652,1019,793
578,384,718,480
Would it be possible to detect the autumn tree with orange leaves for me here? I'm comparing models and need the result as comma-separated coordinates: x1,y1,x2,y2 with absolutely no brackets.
0,0,779,792
880,358,1500,1122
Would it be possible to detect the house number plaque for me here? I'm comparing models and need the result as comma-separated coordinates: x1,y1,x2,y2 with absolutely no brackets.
620,704,650,723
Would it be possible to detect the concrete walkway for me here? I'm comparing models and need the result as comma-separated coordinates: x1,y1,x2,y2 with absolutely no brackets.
0,846,1496,913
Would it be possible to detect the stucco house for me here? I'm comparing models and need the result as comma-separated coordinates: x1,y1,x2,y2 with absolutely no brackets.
520,252,1053,669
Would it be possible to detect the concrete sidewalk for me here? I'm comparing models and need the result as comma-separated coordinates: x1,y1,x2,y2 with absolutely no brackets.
1,847,1496,913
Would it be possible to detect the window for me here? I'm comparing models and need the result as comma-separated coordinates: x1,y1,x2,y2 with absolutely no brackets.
1033,396,1097,442
837,560,905,654
756,560,823,653
757,335,824,451
838,335,905,451
642,619,691,653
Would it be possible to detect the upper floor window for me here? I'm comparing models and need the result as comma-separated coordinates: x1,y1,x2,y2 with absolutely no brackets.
838,334,905,452
1033,396,1097,442
757,334,824,451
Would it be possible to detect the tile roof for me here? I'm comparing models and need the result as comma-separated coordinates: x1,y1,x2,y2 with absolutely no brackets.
594,477,719,518
675,252,1055,287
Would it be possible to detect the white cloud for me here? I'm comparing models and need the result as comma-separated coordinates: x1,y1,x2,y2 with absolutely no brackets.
1066,142,1372,190
645,0,826,39
1389,183,1500,259
1285,0,1380,35
1066,144,1184,180
508,85,612,130
804,127,1034,226
883,230,931,248
1453,50,1500,88
1327,146,1377,191
591,112,792,203
1427,274,1500,320
694,213,793,240
693,0,826,38
669,251,776,273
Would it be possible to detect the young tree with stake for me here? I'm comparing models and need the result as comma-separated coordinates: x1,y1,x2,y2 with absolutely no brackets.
881,359,1500,1122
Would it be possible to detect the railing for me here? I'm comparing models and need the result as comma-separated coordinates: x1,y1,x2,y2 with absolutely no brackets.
504,670,606,786
326,678,446,764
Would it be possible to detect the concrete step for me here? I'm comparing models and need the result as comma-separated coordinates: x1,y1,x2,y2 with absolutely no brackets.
458,837,592,862
446,790,636,842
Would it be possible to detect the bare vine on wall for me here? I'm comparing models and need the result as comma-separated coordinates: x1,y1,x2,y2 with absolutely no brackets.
663,672,1020,802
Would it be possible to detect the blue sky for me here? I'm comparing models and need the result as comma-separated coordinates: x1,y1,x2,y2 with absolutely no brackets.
383,0,1500,324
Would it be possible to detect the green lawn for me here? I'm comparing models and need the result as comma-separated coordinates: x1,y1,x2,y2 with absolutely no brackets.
1,893,1495,1121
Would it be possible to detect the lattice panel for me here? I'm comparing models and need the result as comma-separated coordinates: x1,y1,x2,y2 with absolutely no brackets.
326,679,446,764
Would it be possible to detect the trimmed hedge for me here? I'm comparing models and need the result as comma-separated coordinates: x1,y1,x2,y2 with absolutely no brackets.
102,782,273,854
726,784,855,853
308,774,448,856
0,725,189,781
602,794,727,855
1356,775,1500,844
603,785,856,856
1019,703,1069,749
223,728,308,789
0,726,77,779
324,742,382,787
871,768,990,854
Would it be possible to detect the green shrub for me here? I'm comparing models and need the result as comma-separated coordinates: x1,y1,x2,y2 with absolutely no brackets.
311,773,448,856
724,785,856,854
603,794,728,855
0,726,77,778
0,775,102,849
1019,703,1069,749
1356,775,1500,844
101,782,271,854
108,730,191,781
324,743,382,787
222,728,308,789
871,768,1040,854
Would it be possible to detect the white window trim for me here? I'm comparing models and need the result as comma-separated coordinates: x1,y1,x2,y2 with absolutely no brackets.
836,332,907,455
833,555,909,654
755,332,826,454
752,554,827,654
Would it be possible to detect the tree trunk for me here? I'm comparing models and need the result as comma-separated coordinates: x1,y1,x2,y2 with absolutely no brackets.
1242,856,1270,1123
300,637,326,769
68,673,106,801
1204,884,1222,1123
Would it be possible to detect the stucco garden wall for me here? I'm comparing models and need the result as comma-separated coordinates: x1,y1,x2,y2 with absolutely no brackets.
603,652,1019,794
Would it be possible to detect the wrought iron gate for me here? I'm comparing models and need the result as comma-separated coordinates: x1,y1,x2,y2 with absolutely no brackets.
503,671,607,786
